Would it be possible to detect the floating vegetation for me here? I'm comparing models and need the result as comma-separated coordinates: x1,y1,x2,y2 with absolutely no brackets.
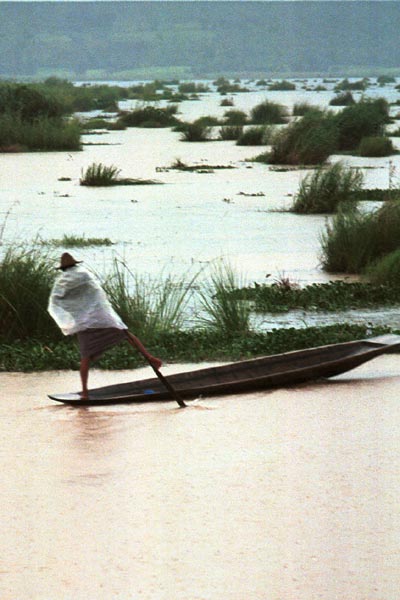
42,235,114,248
291,162,363,214
358,136,396,157
80,163,161,186
237,191,265,197
168,158,236,172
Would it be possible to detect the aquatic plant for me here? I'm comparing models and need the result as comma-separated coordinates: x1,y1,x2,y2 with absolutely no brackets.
334,98,390,151
292,103,319,116
320,200,400,273
250,100,287,124
80,163,160,186
179,122,212,142
118,105,178,128
366,250,400,287
102,258,197,342
267,110,338,165
236,126,272,146
291,162,363,214
223,109,248,126
0,113,81,152
268,80,296,91
329,92,355,106
358,136,395,157
197,262,251,338
220,98,234,107
80,163,121,186
43,235,114,248
218,126,243,141
0,246,58,341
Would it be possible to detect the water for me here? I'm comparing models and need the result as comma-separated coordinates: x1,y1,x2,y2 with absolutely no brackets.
2,357,400,599
2,81,400,597
1,79,399,285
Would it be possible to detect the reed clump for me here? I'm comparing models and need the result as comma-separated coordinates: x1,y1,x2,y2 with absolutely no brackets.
102,258,196,342
321,200,400,273
179,122,212,142
0,113,81,152
80,163,159,186
223,110,248,125
219,126,243,141
197,262,251,338
43,235,114,248
291,162,363,214
236,126,272,146
358,136,395,157
250,100,287,124
0,246,58,341
118,105,178,128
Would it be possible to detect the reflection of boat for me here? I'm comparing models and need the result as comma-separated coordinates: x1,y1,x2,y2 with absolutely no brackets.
48,334,400,406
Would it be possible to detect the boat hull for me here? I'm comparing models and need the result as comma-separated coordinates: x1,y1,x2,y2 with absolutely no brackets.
48,334,400,405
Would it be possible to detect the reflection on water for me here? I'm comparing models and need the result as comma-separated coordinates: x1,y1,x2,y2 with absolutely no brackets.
2,358,400,599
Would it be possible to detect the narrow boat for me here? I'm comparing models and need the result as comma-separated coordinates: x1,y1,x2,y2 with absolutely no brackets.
48,334,400,405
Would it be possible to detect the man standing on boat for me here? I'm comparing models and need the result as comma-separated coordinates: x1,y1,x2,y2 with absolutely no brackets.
48,252,162,400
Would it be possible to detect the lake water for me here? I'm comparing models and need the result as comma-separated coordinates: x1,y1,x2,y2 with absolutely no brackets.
2,356,400,599
1,78,399,287
2,79,400,599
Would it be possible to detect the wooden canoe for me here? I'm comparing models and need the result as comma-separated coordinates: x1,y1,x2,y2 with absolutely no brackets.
48,334,400,405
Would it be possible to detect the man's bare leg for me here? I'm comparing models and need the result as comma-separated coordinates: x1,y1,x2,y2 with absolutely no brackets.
79,357,90,399
126,332,162,370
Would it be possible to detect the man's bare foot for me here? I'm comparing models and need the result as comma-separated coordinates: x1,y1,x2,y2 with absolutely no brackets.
150,357,162,370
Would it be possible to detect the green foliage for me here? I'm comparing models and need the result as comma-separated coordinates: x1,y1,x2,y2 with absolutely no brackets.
197,262,251,338
220,97,234,107
358,136,396,157
178,82,209,93
321,200,400,273
334,78,368,91
223,109,248,125
118,105,178,128
268,80,296,91
0,113,81,151
292,102,319,116
43,235,114,248
218,125,243,141
268,110,338,165
102,258,196,342
0,246,58,341
179,121,212,142
367,249,400,286
335,98,390,151
250,100,287,124
80,163,120,186
237,279,400,313
291,162,363,214
329,91,355,106
0,323,391,372
236,126,272,146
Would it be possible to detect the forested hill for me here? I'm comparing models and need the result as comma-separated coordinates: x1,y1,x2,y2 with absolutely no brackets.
1,1,400,80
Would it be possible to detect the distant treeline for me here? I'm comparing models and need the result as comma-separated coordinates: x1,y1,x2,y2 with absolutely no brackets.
0,2,400,79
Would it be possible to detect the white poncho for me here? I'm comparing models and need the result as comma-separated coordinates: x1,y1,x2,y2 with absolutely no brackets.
48,265,127,336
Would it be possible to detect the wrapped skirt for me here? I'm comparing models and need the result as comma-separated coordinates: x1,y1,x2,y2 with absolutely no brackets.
77,327,129,361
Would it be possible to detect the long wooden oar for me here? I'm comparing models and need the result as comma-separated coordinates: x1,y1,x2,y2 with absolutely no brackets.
148,363,187,409
127,332,186,408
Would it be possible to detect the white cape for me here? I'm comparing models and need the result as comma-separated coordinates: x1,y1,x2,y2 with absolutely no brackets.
48,265,127,336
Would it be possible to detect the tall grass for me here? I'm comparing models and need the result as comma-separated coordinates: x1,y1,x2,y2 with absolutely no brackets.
366,249,400,286
291,162,363,214
118,105,178,128
0,246,58,341
358,136,395,157
102,258,197,341
219,126,243,141
197,262,251,338
0,113,81,151
80,163,121,186
250,100,287,124
179,122,212,142
268,110,338,165
320,200,400,273
43,235,114,248
236,126,272,146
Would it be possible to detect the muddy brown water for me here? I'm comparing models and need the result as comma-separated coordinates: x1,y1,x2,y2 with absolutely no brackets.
2,357,400,599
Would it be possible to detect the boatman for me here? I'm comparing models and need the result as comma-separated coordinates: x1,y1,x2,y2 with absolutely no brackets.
48,252,162,399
